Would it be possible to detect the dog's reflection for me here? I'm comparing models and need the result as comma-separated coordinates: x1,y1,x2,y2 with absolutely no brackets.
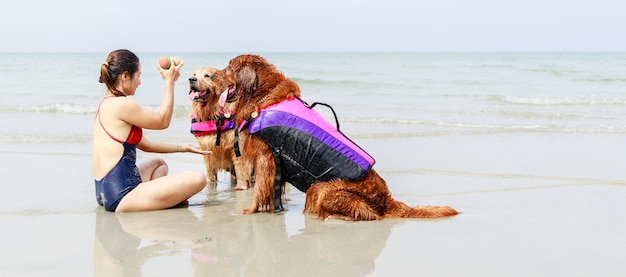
190,212,401,276
94,204,401,277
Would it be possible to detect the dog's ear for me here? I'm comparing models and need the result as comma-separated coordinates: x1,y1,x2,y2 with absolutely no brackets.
237,66,258,95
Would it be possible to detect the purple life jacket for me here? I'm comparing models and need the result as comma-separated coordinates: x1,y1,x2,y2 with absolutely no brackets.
245,97,375,193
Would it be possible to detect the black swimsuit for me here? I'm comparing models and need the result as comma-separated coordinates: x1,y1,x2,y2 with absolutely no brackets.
94,102,143,212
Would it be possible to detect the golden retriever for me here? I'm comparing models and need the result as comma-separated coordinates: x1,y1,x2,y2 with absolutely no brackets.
212,55,458,220
188,67,252,190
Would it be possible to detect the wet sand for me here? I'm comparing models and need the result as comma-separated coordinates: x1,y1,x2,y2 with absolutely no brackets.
1,134,626,276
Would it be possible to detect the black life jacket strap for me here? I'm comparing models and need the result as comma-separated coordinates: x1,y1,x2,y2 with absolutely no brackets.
234,117,254,158
234,127,241,157
309,102,340,130
271,147,284,212
215,118,223,146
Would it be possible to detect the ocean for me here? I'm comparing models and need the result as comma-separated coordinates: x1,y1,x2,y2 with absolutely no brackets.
1,52,625,276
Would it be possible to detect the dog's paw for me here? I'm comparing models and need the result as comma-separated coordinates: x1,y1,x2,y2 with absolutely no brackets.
239,208,257,214
234,185,249,190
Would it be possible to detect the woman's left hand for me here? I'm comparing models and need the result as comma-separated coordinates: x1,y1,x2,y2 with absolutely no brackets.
179,144,212,155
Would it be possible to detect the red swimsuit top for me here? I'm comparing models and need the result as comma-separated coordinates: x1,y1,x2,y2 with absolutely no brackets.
96,101,143,145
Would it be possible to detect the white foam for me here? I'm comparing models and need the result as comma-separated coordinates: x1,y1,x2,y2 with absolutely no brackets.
11,103,96,114
499,96,626,106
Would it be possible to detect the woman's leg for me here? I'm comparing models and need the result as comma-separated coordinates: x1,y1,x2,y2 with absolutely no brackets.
115,158,207,212
115,171,207,212
137,158,168,182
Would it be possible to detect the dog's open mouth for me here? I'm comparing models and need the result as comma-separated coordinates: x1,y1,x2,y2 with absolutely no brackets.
188,85,209,101
218,84,235,107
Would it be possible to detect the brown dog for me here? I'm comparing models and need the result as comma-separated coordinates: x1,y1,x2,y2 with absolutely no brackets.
213,55,458,220
189,67,252,190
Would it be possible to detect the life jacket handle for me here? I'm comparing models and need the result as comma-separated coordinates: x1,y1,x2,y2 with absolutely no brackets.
308,102,340,130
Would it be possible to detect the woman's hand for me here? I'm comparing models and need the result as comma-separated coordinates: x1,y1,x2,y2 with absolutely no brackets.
157,58,184,83
178,144,212,155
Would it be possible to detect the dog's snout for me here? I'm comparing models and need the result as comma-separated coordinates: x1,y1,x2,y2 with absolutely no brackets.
189,77,197,84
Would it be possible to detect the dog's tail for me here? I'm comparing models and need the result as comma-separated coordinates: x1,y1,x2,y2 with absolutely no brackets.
385,199,459,219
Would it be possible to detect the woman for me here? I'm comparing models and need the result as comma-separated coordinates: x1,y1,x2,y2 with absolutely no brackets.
93,49,210,212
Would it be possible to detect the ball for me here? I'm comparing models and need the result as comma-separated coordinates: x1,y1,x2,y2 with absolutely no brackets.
158,56,171,69
172,56,182,66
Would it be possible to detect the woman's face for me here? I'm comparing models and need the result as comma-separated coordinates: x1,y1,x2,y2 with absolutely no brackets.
121,64,142,96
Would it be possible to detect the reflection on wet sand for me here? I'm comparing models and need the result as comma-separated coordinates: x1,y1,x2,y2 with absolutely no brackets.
190,215,401,276
93,209,210,276
94,187,405,276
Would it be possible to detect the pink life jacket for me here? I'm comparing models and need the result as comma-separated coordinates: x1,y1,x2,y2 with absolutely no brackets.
190,111,236,146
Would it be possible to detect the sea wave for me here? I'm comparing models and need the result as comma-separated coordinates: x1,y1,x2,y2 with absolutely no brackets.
0,134,92,144
495,95,626,106
0,103,96,114
2,116,625,144
575,77,626,83
292,77,380,88
0,103,193,117
342,117,626,136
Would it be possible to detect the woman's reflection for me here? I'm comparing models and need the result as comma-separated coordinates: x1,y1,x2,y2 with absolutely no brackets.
93,209,210,276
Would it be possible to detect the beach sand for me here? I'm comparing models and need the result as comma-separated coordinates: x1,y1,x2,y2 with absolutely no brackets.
1,132,625,277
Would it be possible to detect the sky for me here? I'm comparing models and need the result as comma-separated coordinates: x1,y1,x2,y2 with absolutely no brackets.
1,0,625,52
